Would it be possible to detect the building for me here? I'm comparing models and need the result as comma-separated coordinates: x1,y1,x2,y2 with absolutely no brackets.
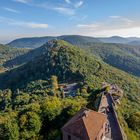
61,108,109,140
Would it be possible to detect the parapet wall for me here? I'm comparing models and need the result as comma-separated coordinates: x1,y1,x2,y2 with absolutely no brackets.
109,94,127,140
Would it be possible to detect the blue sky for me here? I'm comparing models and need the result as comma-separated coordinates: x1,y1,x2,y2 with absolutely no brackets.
0,0,140,43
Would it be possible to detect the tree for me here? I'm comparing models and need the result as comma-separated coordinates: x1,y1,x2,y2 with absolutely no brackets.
105,86,110,92
128,112,140,133
42,97,62,121
51,75,59,96
19,111,41,139
81,87,88,95
0,89,12,111
63,97,87,116
0,115,19,140
51,75,58,90
80,86,89,98
14,92,30,108
26,103,41,113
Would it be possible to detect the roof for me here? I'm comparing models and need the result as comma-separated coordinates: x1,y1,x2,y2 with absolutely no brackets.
62,108,107,140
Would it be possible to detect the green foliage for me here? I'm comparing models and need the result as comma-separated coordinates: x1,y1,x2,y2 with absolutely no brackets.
63,97,87,116
19,111,41,139
105,85,110,92
117,98,140,139
51,75,59,96
14,92,30,109
127,112,140,134
86,42,140,77
0,89,12,111
0,113,19,140
8,36,56,48
87,89,102,110
51,76,58,90
0,44,28,71
42,97,62,121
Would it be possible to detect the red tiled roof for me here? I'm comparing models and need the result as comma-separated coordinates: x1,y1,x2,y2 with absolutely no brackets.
62,108,107,140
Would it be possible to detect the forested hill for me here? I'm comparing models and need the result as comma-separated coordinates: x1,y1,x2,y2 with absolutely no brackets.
7,36,56,49
0,44,29,64
4,35,100,68
5,38,140,77
0,40,100,89
0,40,140,139
3,43,49,68
0,44,29,72
0,40,139,102
85,43,140,77
7,35,101,49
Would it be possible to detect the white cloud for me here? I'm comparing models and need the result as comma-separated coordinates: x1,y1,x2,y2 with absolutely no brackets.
109,16,134,25
64,0,84,8
65,0,71,4
52,1,84,15
15,22,49,28
74,1,84,8
76,16,140,37
39,3,75,16
12,0,83,16
86,27,140,37
77,23,99,29
109,16,121,19
0,16,48,29
77,16,136,31
54,7,75,15
13,0,30,4
3,7,19,13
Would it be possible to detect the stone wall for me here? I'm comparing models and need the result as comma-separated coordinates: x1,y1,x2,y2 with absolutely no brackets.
109,94,127,140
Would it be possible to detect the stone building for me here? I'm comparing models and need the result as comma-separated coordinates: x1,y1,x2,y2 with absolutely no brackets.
61,108,108,140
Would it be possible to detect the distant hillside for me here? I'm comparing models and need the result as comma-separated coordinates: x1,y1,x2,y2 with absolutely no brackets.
85,43,140,77
98,36,130,44
128,40,140,46
98,36,140,45
59,35,101,46
7,35,101,49
3,44,49,68
0,44,28,68
7,36,56,48
7,35,140,49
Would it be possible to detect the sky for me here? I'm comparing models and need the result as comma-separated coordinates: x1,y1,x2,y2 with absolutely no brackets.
0,0,140,43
